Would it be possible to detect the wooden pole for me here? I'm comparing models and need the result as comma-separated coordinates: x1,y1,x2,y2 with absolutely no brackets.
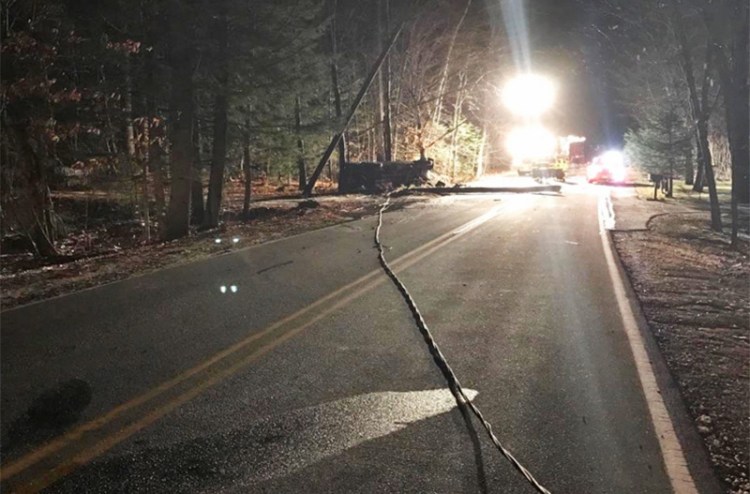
304,22,404,197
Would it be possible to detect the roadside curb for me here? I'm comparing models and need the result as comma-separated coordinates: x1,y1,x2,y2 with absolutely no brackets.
605,228,724,494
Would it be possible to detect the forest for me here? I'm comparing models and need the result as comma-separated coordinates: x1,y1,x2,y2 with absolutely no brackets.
1,0,747,257
1,0,506,257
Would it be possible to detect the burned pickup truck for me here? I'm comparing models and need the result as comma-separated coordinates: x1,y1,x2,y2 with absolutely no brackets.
338,159,434,193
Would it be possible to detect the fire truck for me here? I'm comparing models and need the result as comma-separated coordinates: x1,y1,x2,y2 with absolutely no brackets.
514,134,589,182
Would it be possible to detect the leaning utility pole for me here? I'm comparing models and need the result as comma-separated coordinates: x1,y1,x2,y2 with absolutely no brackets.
303,22,404,197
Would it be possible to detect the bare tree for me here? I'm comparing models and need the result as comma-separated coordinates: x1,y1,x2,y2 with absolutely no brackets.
671,2,722,230
432,0,473,127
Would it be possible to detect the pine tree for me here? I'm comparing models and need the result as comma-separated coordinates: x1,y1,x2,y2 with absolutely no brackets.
625,106,692,179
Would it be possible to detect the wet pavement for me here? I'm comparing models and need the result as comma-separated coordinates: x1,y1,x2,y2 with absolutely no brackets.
2,183,678,493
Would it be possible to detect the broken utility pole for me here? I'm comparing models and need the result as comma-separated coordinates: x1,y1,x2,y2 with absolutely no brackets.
303,22,404,197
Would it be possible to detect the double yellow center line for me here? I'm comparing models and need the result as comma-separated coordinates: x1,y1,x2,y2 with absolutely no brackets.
1,203,504,493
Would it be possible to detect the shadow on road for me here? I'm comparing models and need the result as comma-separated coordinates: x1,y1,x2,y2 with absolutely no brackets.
456,399,489,494
2,379,92,457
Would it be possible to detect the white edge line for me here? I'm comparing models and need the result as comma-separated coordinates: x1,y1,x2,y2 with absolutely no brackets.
598,188,616,231
598,189,698,494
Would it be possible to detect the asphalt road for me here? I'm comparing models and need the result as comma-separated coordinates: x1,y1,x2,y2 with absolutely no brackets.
1,182,674,493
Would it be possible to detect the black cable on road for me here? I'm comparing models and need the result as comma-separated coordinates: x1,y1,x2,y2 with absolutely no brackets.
375,194,552,494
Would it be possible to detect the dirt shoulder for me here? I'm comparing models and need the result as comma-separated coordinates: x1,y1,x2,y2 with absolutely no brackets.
1,195,422,311
611,191,749,493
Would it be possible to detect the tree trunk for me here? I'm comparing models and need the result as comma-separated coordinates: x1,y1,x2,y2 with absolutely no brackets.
728,97,749,207
731,180,739,246
374,4,385,161
123,54,151,242
713,2,749,245
450,73,467,179
138,117,151,242
476,125,487,178
728,77,748,245
295,94,307,190
150,121,166,226
667,119,674,197
722,51,749,245
372,94,380,161
432,0,472,126
379,0,393,162
684,147,694,185
144,26,166,228
697,117,722,231
450,98,462,179
693,134,705,192
123,54,137,176
242,154,252,216
190,120,205,226
416,102,426,161
163,16,194,241
190,177,204,225
242,118,252,217
708,1,750,207
393,32,411,161
204,0,229,228
329,0,346,170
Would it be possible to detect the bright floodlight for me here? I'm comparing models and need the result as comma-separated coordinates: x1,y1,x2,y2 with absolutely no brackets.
505,125,556,164
601,150,624,168
502,74,556,117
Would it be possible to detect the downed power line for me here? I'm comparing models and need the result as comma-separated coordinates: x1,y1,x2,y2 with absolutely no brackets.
374,193,552,494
